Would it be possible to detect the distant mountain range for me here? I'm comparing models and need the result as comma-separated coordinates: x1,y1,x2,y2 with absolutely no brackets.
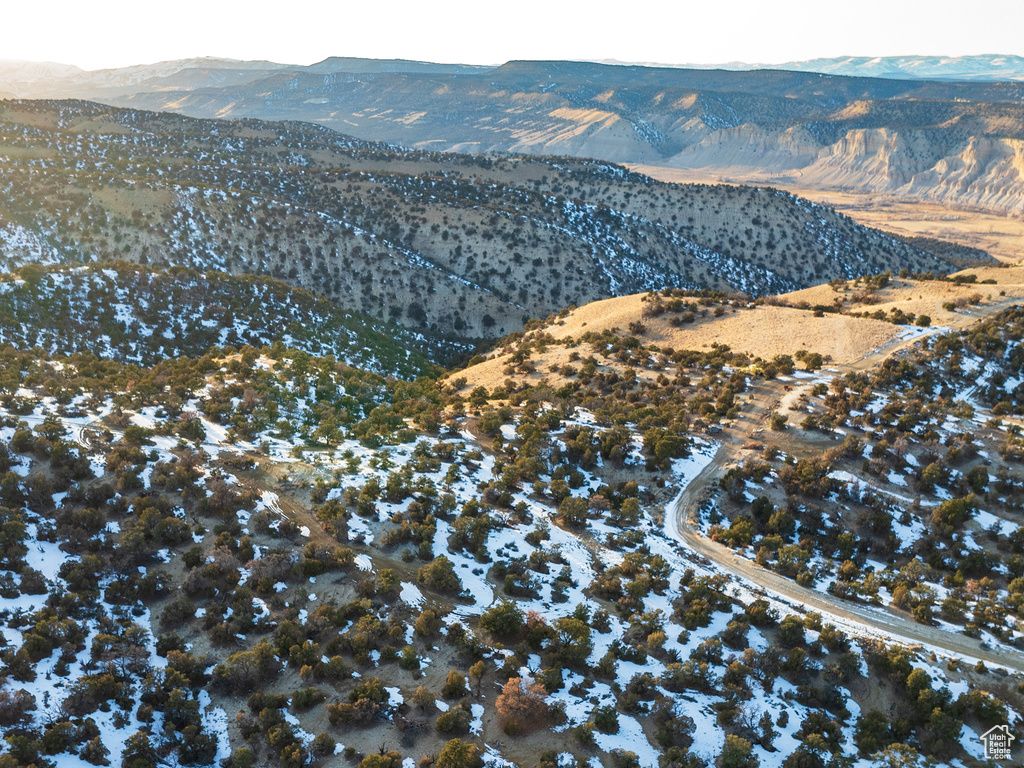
772,54,1024,81
3,55,1024,216
0,56,491,99
4,54,1024,99
604,54,1024,82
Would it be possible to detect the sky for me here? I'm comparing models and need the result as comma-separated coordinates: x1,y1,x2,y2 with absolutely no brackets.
5,0,1024,71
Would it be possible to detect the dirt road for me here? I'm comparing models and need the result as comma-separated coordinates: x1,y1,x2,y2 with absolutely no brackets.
669,311,1024,672
671,443,1024,671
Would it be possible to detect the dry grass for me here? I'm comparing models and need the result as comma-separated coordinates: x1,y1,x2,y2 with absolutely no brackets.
781,264,1024,330
456,258,1024,392
453,343,599,393
453,292,905,391
545,295,900,361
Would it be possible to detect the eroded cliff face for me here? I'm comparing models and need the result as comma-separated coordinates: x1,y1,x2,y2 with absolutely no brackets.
800,129,947,191
666,124,822,171
903,136,1024,213
667,125,1024,215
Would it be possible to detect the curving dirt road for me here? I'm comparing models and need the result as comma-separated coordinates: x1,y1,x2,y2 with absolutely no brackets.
669,310,1024,673
670,445,1024,672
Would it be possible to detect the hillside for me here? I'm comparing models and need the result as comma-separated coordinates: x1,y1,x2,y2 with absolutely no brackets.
452,296,901,393
0,273,1021,768
452,263,1024,392
0,100,969,343
0,262,439,377
6,58,1024,215
778,262,1024,329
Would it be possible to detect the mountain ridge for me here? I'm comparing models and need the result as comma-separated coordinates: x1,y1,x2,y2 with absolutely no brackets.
4,57,1019,215
6,56,1024,217
0,100,974,344
596,54,1024,82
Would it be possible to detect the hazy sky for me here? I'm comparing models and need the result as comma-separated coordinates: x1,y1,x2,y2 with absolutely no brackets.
7,0,1024,70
